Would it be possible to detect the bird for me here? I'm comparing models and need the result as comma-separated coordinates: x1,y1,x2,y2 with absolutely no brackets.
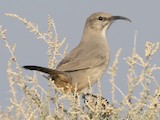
23,12,131,94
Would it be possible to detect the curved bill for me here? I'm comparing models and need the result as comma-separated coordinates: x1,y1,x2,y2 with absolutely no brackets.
110,16,132,22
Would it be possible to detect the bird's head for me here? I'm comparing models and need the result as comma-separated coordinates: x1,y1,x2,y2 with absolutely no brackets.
86,12,131,33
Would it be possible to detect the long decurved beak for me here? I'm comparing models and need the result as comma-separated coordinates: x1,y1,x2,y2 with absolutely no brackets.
110,16,132,22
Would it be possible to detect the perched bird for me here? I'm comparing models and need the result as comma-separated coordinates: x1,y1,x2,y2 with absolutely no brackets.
23,12,131,94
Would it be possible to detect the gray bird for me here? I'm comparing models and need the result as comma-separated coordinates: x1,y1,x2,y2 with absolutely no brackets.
23,12,131,94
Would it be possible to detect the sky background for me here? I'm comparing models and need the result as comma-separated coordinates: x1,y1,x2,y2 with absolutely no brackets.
0,1,160,108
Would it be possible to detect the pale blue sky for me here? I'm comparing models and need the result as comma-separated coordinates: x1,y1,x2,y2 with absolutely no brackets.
0,1,160,108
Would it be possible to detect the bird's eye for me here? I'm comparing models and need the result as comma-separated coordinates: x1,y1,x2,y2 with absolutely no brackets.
98,16,103,21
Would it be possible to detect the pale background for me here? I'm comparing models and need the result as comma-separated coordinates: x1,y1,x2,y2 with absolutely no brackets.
0,1,160,108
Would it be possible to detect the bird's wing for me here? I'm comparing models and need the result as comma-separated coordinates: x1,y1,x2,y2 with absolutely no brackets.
56,48,108,72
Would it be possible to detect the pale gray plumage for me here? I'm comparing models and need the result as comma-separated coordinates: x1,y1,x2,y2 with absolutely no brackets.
23,12,131,93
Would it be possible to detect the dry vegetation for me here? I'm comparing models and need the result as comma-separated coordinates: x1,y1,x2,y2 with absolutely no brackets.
0,13,160,120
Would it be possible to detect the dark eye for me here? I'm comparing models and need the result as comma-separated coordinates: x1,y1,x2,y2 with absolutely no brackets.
98,16,103,21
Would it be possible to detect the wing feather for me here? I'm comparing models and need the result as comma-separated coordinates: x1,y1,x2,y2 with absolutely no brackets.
57,48,108,71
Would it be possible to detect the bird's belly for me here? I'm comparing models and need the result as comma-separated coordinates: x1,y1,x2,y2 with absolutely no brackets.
69,65,107,93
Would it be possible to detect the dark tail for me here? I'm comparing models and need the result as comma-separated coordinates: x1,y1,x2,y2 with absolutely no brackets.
22,65,63,75
23,65,72,86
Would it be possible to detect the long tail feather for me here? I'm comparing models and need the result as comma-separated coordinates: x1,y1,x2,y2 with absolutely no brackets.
23,65,71,83
23,65,57,74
